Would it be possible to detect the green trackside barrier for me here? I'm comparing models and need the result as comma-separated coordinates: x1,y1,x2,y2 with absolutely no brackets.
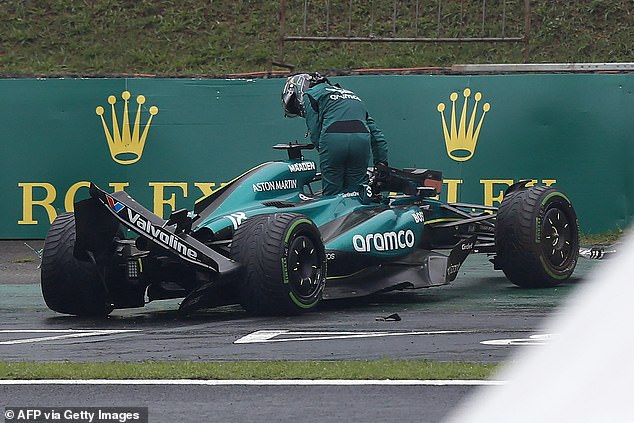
1,74,632,238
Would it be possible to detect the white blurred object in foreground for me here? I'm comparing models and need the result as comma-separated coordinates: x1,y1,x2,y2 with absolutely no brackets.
446,230,634,423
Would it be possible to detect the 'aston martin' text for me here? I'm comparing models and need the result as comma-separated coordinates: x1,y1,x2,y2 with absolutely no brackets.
252,179,298,192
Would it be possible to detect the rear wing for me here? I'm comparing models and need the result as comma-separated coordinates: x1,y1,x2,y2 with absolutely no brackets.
75,183,239,275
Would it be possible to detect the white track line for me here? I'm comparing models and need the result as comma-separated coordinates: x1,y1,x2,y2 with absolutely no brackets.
0,379,505,386
234,329,479,344
0,330,141,345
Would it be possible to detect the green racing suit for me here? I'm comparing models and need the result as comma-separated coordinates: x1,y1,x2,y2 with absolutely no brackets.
303,83,388,196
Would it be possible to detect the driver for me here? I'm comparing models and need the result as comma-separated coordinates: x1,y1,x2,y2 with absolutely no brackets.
282,73,388,196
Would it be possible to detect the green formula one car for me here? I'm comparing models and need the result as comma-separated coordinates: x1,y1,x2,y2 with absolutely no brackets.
41,143,579,317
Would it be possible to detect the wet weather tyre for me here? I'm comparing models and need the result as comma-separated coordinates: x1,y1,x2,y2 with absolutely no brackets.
495,185,579,288
41,212,112,317
231,213,327,315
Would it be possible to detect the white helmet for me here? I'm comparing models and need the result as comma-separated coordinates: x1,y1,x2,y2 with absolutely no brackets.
281,73,312,118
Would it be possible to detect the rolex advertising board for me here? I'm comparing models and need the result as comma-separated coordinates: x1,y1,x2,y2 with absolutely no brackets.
0,74,632,238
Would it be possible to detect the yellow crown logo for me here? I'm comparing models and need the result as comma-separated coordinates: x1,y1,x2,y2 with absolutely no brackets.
437,89,490,162
96,91,159,165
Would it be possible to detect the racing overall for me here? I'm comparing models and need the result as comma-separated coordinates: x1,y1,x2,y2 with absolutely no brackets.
303,83,388,196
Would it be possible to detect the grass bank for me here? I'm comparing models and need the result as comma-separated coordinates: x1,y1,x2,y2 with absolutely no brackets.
0,360,498,380
580,230,624,246
1,0,632,76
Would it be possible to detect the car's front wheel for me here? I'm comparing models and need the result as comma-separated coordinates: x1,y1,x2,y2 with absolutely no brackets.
495,185,579,288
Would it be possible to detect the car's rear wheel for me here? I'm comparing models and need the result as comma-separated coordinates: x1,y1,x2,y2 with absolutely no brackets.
495,185,579,288
231,213,327,315
41,212,113,317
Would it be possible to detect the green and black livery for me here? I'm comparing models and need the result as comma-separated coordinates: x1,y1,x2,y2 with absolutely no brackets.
41,143,579,317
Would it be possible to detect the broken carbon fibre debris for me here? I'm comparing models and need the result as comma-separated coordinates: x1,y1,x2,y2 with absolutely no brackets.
579,246,617,260
24,242,43,269
376,313,401,321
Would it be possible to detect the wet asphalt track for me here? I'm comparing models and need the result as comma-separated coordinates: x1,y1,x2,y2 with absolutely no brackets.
0,241,596,422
